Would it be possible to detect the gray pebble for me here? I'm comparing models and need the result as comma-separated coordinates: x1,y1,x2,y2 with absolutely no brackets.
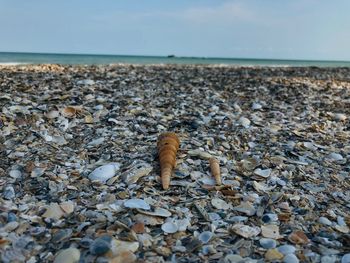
342,254,350,263
278,245,296,255
284,254,299,263
322,255,338,263
259,238,277,249
7,212,17,222
89,235,112,255
319,217,333,226
3,185,15,200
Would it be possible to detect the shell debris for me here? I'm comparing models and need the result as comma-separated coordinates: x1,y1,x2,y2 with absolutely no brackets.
0,64,349,262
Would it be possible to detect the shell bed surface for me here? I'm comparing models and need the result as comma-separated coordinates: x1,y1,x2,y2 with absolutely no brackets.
0,64,350,262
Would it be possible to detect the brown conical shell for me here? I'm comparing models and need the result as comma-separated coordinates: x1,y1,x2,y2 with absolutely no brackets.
158,132,180,190
209,157,221,185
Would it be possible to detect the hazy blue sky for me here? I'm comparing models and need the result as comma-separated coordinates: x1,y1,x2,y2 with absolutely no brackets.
0,0,349,60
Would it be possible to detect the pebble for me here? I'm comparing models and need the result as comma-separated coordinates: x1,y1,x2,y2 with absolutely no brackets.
284,254,299,263
322,255,339,263
288,230,310,244
176,218,191,231
161,222,179,234
224,254,243,263
51,229,73,243
265,249,284,261
9,169,22,179
88,163,121,183
77,79,95,85
238,116,251,128
7,212,17,222
261,213,278,223
342,254,350,263
3,221,19,232
110,239,139,257
253,168,272,178
261,224,281,239
188,150,212,159
198,231,213,244
252,102,262,110
211,198,231,210
42,203,65,220
3,185,15,200
230,216,248,223
333,113,347,121
319,217,333,226
60,201,75,214
233,202,256,216
278,245,296,255
54,248,80,263
89,235,112,255
259,238,277,249
124,199,151,210
138,207,171,217
327,153,343,161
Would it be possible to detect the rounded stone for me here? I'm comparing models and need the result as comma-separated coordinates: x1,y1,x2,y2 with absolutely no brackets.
342,254,350,263
161,222,178,234
261,213,278,223
278,245,296,255
284,254,299,263
124,199,151,210
224,254,243,263
259,238,277,249
198,231,213,244
319,217,332,226
54,248,80,263
89,235,112,255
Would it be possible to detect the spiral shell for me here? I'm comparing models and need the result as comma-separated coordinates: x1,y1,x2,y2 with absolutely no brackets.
158,132,180,190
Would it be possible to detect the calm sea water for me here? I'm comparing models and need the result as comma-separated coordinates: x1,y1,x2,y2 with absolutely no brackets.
1,52,350,67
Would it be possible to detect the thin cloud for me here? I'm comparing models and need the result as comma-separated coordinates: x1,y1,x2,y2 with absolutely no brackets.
180,2,255,25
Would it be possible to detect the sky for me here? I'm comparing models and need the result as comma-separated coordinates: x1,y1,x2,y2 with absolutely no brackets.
0,0,349,60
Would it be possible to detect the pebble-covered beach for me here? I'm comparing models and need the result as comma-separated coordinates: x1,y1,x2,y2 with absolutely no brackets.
0,64,350,263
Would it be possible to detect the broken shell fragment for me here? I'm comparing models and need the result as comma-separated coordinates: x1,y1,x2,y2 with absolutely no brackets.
88,163,121,183
158,132,180,190
62,106,78,118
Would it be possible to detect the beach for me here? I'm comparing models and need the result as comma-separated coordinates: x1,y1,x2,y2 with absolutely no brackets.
0,64,349,262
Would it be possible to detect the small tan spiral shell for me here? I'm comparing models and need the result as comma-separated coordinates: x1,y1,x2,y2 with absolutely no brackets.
209,157,221,185
157,132,180,190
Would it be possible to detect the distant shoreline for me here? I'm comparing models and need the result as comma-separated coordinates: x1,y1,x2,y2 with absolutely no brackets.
1,52,350,67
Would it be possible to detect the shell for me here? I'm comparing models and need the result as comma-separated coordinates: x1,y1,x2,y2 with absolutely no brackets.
62,106,77,118
158,132,180,190
209,158,221,185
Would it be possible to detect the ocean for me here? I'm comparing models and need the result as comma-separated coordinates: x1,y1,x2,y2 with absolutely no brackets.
1,52,350,67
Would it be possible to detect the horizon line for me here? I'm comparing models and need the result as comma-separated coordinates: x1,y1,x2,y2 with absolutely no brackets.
1,51,350,63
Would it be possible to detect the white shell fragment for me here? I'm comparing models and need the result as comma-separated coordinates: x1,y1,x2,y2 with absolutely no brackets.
88,163,121,183
122,161,153,185
327,152,344,161
161,222,179,234
253,168,272,178
252,102,263,110
211,198,232,210
332,113,347,121
238,116,251,128
124,199,151,210
188,150,212,160
261,225,281,239
231,224,261,238
198,231,213,244
138,207,172,217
